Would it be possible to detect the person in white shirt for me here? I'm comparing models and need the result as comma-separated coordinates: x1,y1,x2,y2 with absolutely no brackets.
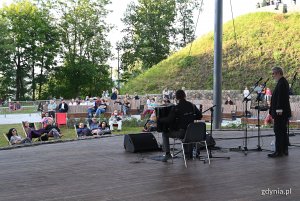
109,110,122,131
243,86,251,100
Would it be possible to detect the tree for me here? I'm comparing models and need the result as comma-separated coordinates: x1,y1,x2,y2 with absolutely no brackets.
0,16,15,99
0,0,59,100
121,0,176,72
44,0,112,98
174,0,202,48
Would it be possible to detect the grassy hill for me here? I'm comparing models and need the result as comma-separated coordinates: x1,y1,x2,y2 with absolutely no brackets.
122,12,300,94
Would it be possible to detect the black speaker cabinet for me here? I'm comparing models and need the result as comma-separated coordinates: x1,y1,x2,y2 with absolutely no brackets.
124,133,159,153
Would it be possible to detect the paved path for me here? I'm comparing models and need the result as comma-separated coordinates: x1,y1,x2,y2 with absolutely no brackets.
0,113,42,124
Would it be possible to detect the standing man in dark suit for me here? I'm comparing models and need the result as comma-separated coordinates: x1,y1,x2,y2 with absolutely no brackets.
159,90,202,162
268,67,291,157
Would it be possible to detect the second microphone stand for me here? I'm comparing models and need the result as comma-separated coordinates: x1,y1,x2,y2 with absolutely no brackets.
251,83,271,152
230,78,263,155
203,105,230,160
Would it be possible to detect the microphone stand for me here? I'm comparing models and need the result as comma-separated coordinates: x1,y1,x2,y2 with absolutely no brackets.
230,77,262,155
253,88,264,151
203,105,230,160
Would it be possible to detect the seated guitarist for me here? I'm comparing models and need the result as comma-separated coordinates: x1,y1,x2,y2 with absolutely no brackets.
158,90,202,162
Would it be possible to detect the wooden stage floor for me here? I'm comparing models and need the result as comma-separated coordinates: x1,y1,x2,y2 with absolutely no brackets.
1,129,300,201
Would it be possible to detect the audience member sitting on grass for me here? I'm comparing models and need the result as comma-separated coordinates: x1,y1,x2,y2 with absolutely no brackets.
99,121,111,135
41,113,54,128
8,128,31,145
26,118,61,140
109,110,122,131
76,123,92,137
89,120,111,135
89,118,100,135
23,121,48,140
44,119,63,139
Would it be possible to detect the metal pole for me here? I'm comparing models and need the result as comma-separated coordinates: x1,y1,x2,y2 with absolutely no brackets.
213,0,223,129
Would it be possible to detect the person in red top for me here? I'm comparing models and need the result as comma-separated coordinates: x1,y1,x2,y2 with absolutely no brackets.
265,87,272,105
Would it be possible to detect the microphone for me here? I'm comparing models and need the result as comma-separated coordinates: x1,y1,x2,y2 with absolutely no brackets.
255,77,263,86
263,78,269,86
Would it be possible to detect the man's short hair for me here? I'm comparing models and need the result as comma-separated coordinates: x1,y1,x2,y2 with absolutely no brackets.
175,90,186,100
272,66,283,75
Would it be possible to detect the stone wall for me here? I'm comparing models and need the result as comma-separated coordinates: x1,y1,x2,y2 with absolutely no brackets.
131,90,300,105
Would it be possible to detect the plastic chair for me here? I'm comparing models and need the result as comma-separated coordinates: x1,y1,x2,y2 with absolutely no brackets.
173,122,210,168
56,113,67,127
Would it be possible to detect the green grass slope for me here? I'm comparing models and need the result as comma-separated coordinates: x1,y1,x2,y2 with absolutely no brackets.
123,12,300,94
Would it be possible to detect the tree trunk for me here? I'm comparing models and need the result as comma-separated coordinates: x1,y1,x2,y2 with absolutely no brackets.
15,55,21,100
38,56,44,100
32,62,36,100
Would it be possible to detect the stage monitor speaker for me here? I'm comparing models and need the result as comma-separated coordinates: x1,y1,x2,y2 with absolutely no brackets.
124,133,159,153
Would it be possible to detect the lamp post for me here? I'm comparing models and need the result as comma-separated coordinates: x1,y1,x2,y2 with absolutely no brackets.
116,43,121,91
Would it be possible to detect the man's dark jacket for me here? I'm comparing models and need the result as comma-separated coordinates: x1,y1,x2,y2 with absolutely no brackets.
269,77,291,118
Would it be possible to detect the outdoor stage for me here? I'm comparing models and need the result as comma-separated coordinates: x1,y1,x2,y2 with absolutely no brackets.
1,129,300,201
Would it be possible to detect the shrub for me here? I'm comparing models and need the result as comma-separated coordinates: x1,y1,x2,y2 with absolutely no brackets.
122,117,147,127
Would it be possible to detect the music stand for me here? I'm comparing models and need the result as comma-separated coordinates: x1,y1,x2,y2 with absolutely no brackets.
233,96,251,155
246,83,270,153
203,105,230,160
